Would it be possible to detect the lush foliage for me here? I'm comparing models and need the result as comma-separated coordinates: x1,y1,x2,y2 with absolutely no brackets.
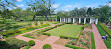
22,33,35,39
91,32,96,49
84,23,92,29
43,44,52,49
27,40,35,46
98,22,111,37
23,46,31,49
0,23,50,38
65,44,85,49
5,37,28,48
96,24,111,49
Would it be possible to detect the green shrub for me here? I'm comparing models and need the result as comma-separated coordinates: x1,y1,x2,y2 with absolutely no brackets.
35,22,38,26
6,37,28,48
98,22,111,37
23,46,31,49
65,44,85,49
43,44,52,49
42,33,51,36
27,40,35,46
0,23,50,37
60,35,78,40
40,22,43,25
22,33,35,39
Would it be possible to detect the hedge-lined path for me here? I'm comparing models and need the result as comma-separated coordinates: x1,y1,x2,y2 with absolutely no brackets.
15,24,71,49
92,24,107,49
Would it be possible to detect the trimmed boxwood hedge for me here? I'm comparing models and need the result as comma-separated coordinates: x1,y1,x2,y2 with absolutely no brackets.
0,23,50,36
27,40,35,46
98,22,111,37
5,37,28,49
65,44,85,49
43,44,52,49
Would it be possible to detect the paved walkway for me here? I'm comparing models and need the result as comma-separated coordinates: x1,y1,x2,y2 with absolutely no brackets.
92,24,107,49
15,24,71,49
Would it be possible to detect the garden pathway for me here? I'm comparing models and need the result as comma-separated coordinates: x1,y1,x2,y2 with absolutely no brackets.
15,24,71,49
92,24,107,49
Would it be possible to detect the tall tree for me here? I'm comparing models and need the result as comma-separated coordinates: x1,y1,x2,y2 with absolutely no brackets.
87,7,93,16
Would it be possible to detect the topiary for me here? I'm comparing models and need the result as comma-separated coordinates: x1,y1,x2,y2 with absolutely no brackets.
27,40,35,46
43,44,52,49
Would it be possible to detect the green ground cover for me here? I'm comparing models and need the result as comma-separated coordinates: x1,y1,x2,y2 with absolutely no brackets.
45,24,83,38
91,32,96,49
96,24,111,49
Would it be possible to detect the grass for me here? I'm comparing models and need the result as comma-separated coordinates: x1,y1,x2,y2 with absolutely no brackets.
96,24,111,49
45,24,83,38
22,35,35,39
91,32,96,49
23,46,31,49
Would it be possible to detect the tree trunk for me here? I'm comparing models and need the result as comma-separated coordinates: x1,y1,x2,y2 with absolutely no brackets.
50,14,51,18
33,15,36,21
45,15,48,21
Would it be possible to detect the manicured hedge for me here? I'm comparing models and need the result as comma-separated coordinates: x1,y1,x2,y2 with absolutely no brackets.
91,32,96,49
98,22,111,37
65,44,85,49
60,35,78,40
0,23,50,36
42,33,51,36
22,35,35,39
27,40,35,46
5,37,28,48
23,46,31,49
43,44,52,49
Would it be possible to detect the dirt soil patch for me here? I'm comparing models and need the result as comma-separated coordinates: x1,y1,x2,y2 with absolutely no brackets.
35,35,49,41
54,38,71,46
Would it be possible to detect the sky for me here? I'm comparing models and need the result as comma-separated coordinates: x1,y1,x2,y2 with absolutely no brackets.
9,0,111,12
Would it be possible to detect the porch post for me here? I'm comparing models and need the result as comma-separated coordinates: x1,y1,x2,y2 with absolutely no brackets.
84,18,86,24
90,18,92,24
60,18,61,23
79,18,81,24
96,18,98,24
73,18,75,23
64,18,65,22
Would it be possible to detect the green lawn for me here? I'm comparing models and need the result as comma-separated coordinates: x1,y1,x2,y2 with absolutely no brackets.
45,24,83,38
96,24,111,49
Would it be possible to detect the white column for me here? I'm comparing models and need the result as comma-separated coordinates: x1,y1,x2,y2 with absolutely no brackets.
68,18,70,23
73,18,75,23
66,18,67,22
79,18,81,24
64,18,65,22
84,18,86,24
96,18,98,24
60,18,61,23
90,18,92,24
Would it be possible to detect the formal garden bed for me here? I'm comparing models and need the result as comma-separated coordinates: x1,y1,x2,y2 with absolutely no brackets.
22,23,65,40
45,24,84,38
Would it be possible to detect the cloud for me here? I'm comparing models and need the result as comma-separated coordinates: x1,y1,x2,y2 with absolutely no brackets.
17,4,24,7
65,5,73,8
16,0,22,2
13,7,18,9
52,4,61,8
64,9,69,12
